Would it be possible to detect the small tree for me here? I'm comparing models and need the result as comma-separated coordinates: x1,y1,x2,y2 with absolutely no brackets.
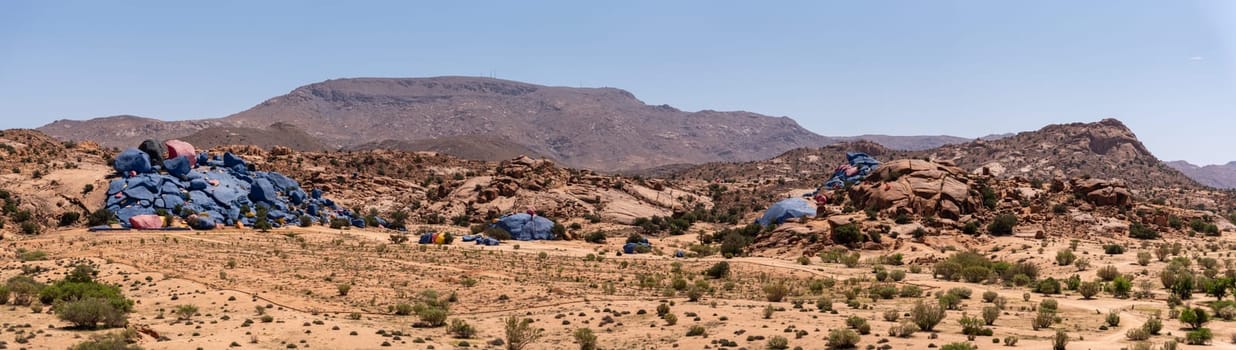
504,315,544,350
1180,307,1209,330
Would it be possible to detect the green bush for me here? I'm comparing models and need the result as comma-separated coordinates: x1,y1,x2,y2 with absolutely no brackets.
448,319,476,338
87,209,115,226
504,315,544,350
68,332,141,350
1035,277,1061,295
57,298,128,328
705,261,730,279
832,223,863,246
1186,327,1212,345
941,343,976,350
59,212,81,227
1128,222,1158,239
412,290,451,327
573,328,598,350
39,280,133,313
826,328,860,349
987,214,1017,235
1180,307,1209,330
583,231,606,244
766,335,790,350
911,300,946,331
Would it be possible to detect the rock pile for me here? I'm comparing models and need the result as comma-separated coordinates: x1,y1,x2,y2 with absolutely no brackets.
847,159,980,220
1071,178,1132,207
103,142,363,229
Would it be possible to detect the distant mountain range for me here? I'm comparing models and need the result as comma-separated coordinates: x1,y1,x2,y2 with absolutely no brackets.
37,76,980,171
1166,161,1236,189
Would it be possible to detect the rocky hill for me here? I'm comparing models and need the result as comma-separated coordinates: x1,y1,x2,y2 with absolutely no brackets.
38,115,228,149
831,135,970,151
1166,161,1236,189
348,135,549,162
921,118,1199,191
179,122,331,152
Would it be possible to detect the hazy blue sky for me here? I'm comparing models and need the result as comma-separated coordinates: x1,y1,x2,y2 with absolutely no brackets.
2,1,1233,164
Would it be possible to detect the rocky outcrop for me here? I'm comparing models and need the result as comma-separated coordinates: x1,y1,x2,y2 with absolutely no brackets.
1072,178,1132,207
847,159,981,220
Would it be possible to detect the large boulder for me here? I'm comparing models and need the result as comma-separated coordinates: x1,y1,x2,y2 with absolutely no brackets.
139,139,167,163
1071,178,1131,207
848,159,979,220
114,148,153,174
164,140,197,167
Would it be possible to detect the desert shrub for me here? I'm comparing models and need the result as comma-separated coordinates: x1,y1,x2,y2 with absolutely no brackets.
938,292,962,310
911,300,946,331
412,290,451,327
1111,275,1132,298
982,290,998,303
1078,281,1100,299
337,283,351,296
1035,277,1061,295
962,221,980,235
1053,329,1069,350
68,332,141,350
705,261,730,279
449,319,476,338
1142,317,1163,335
573,328,598,350
987,214,1017,235
174,304,198,320
87,209,114,226
1096,265,1120,281
1128,222,1158,239
1106,310,1120,327
1186,328,1212,345
39,280,132,313
959,314,990,336
504,315,544,350
832,223,863,246
826,329,860,349
59,212,80,227
941,343,976,350
583,231,606,244
57,298,128,329
982,306,1000,325
763,281,789,302
960,266,989,283
1136,251,1152,266
883,309,900,322
1056,250,1075,266
1125,327,1150,341
766,336,790,350
1180,307,1209,330
1104,244,1125,255
664,313,678,325
686,325,707,337
888,321,918,338
1031,310,1055,330
1003,336,1019,346
656,303,671,317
